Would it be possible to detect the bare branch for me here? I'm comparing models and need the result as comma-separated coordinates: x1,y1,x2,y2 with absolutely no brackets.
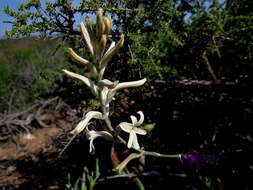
154,79,236,86
202,52,218,81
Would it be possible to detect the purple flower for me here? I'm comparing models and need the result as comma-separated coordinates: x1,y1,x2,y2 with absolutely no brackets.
182,153,219,168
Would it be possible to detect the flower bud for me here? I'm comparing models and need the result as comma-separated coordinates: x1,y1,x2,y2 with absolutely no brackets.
96,8,104,39
80,22,94,55
104,16,112,35
114,153,141,174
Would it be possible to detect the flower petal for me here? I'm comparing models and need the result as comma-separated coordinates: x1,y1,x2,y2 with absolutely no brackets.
67,48,98,77
136,111,144,126
119,122,133,133
87,129,113,153
67,48,89,64
131,131,140,149
127,130,135,148
89,130,113,140
70,111,102,134
134,128,147,135
104,41,115,58
108,78,146,101
99,35,124,77
130,115,137,126
63,69,98,96
100,34,124,66
89,138,95,153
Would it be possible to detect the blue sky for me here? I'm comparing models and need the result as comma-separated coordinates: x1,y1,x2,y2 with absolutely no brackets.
0,0,82,38
0,0,26,37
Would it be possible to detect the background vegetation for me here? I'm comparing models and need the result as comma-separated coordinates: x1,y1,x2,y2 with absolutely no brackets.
0,37,67,113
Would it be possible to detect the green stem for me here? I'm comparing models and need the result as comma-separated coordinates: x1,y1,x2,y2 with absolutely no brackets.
134,177,145,190
99,87,114,132
116,135,127,144
104,115,114,131
114,132,181,158
140,150,181,158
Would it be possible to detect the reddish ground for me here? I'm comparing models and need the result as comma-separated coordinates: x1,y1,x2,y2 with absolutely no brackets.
0,99,80,190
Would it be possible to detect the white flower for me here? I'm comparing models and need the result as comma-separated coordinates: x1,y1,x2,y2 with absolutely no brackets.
67,48,98,77
86,128,113,153
119,111,147,149
62,69,99,96
98,78,147,105
99,35,124,77
70,111,103,134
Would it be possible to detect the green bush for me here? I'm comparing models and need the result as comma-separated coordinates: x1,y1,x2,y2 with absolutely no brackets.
0,37,67,112
33,69,59,98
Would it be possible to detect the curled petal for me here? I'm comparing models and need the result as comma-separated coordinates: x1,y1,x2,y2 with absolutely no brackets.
108,78,146,101
88,130,113,140
130,115,137,126
87,130,113,153
67,48,89,64
119,122,133,133
89,139,95,153
70,111,103,134
80,22,94,55
62,69,98,96
112,78,146,92
136,111,144,126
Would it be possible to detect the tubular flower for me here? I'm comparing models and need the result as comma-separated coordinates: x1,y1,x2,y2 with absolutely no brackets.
67,48,98,77
70,111,103,135
119,111,147,149
98,78,147,104
62,69,99,97
85,128,113,153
